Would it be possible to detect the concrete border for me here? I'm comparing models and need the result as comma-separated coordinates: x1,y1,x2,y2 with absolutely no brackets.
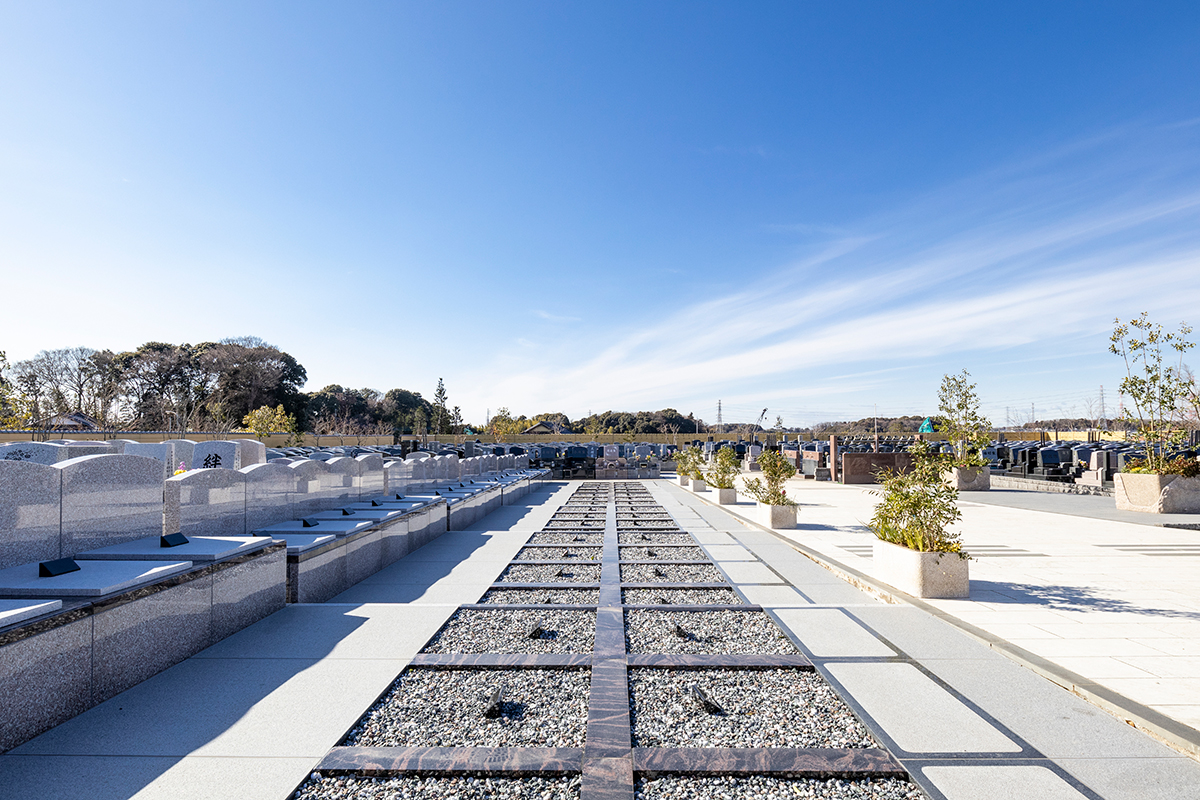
670,478,1200,763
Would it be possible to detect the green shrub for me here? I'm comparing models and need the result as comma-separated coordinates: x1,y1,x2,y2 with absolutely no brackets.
704,446,740,489
742,450,797,506
1124,456,1200,478
869,441,966,555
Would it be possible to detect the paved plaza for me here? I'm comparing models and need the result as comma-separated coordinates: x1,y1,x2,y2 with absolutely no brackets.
1,479,1198,799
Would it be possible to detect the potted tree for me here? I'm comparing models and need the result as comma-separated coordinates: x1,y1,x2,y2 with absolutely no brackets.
1110,314,1200,513
704,445,740,504
936,369,992,491
683,445,707,491
742,450,797,528
870,441,969,598
673,447,692,487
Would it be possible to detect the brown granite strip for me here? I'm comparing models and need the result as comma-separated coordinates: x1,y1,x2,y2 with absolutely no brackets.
632,747,905,777
581,755,634,800
317,746,583,775
626,654,813,668
410,653,593,668
585,656,632,760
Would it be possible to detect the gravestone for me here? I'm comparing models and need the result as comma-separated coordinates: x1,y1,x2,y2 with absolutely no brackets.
0,460,63,570
162,439,200,470
124,442,178,480
164,468,248,537
56,454,164,554
356,454,386,498
385,459,413,495
322,457,358,508
193,441,241,471
0,442,71,465
106,440,141,454
59,442,116,459
288,459,329,518
604,444,619,460
234,439,268,466
243,462,298,531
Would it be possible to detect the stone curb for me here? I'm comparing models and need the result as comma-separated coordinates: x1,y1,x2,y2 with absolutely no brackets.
669,479,1200,763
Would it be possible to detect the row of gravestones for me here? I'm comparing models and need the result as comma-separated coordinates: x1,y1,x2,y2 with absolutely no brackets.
0,438,268,479
0,451,387,572
0,446,531,573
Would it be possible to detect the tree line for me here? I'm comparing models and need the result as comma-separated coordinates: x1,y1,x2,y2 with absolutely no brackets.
0,340,466,437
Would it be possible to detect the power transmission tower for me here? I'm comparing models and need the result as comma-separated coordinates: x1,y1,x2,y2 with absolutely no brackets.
1099,386,1107,431
716,400,723,434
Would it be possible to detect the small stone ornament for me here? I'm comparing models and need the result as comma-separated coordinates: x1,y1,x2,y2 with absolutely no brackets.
672,622,690,639
658,595,673,605
647,549,658,558
483,686,505,718
527,620,546,639
687,683,726,715
653,567,666,577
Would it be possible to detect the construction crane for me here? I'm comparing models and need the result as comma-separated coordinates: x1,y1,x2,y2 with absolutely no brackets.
754,408,768,434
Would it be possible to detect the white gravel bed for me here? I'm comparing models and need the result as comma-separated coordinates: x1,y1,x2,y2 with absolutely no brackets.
296,775,580,800
344,668,590,747
545,522,605,530
516,547,603,561
423,609,596,654
620,546,707,561
635,776,922,800
529,533,604,545
480,588,599,605
498,564,601,583
621,564,726,583
618,533,696,545
629,668,875,748
622,588,742,605
625,610,798,654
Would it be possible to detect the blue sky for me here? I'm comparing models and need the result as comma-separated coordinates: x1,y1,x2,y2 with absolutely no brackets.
3,2,1199,427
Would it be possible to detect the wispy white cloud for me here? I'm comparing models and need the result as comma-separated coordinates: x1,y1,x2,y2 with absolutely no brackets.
533,309,582,324
459,123,1200,425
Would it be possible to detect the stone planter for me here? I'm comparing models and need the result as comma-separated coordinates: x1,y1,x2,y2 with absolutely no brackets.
758,503,797,529
872,539,969,599
1115,473,1200,514
713,487,737,505
946,466,990,491
689,478,707,492
678,474,690,487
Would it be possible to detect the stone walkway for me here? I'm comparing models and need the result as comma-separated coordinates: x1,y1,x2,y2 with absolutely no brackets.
705,478,1200,751
1,479,1198,799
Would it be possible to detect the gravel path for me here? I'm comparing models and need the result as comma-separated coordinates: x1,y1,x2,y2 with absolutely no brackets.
635,776,923,800
618,533,696,545
629,668,875,748
479,588,599,605
625,610,798,654
498,564,601,583
528,532,604,545
622,588,743,605
621,564,726,583
423,609,596,654
516,547,603,561
296,775,581,800
620,546,707,561
344,668,590,747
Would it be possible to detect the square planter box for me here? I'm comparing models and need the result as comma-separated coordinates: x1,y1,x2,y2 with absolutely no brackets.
947,466,990,491
678,474,690,487
712,487,737,505
872,538,969,598
758,503,797,529
1115,472,1200,514
689,478,707,492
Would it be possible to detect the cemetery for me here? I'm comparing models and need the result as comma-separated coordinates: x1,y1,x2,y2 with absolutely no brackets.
2,433,1200,799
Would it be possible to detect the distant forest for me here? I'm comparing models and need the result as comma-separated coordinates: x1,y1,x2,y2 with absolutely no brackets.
1,341,1132,437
